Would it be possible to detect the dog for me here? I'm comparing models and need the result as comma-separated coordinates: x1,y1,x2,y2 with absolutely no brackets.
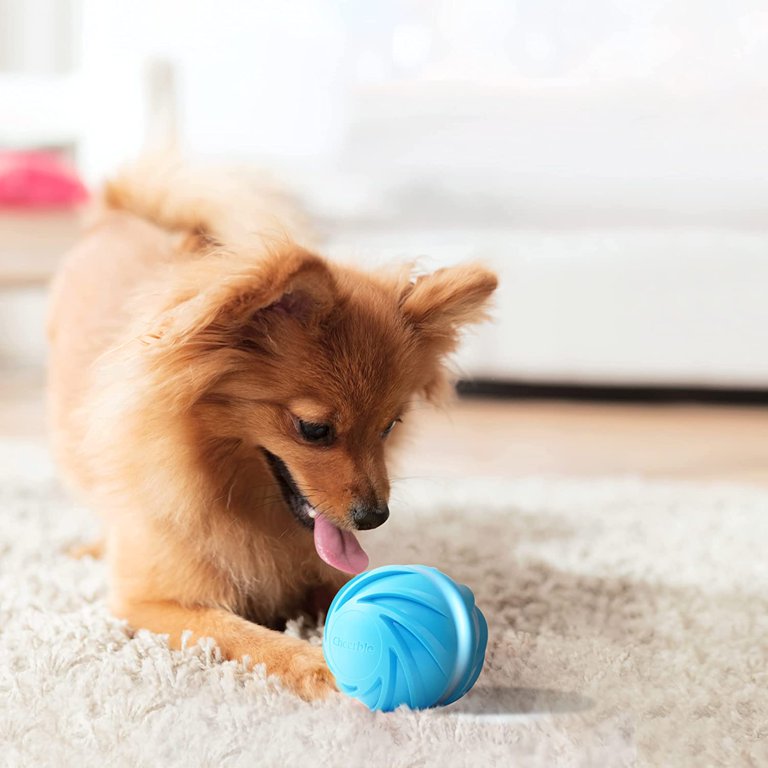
47,160,497,701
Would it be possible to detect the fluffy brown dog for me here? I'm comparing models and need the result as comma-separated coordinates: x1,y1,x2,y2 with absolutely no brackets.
47,161,497,701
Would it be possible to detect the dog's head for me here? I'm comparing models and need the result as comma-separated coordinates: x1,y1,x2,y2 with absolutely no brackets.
144,243,497,572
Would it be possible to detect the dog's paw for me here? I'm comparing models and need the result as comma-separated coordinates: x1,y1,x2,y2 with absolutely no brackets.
281,644,338,702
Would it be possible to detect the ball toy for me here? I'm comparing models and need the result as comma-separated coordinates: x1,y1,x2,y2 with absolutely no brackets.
322,565,487,712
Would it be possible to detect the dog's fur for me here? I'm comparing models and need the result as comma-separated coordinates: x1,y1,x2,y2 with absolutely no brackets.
47,161,497,700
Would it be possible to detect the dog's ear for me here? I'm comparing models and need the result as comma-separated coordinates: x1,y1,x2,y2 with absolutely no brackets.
144,245,335,347
400,263,497,402
400,263,497,348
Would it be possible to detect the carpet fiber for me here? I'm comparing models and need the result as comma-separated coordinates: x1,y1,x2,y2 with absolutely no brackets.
1,442,766,767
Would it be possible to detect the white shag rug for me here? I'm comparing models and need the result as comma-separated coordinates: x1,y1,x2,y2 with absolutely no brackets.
1,441,767,767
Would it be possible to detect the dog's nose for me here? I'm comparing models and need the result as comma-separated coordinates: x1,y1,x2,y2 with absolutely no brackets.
351,501,390,530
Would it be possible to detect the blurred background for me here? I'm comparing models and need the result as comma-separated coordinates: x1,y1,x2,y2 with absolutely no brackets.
2,0,768,481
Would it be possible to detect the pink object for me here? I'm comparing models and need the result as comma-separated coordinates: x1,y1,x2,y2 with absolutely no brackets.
0,151,88,209
313,513,369,574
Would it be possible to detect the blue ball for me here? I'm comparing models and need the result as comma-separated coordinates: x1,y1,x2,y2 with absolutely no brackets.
323,565,488,712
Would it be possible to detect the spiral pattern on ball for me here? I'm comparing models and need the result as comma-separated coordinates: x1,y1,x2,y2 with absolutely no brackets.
323,566,487,711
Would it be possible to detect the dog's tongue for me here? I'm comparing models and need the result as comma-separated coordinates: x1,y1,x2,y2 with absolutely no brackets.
312,514,369,574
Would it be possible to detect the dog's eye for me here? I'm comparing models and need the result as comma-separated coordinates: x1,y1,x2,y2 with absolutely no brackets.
381,418,402,439
298,419,333,444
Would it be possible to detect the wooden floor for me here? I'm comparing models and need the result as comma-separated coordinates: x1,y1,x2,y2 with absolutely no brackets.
3,366,768,486
402,396,768,485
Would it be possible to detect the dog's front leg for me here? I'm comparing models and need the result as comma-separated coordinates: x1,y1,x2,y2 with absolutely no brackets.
117,599,337,701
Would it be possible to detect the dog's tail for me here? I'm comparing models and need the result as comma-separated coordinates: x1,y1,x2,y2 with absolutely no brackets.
101,155,312,246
